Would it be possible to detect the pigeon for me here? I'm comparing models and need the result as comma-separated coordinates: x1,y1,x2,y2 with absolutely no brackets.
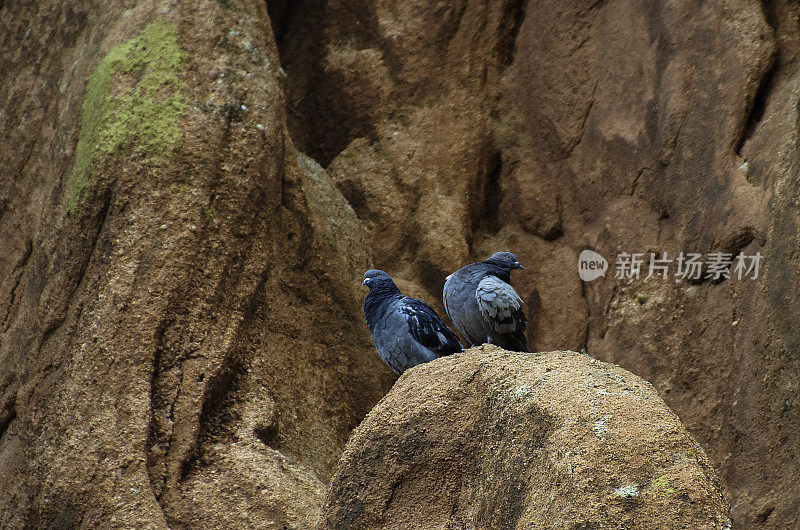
443,252,529,352
363,269,462,374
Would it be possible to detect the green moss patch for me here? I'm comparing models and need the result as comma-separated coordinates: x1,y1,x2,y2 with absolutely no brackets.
648,475,676,498
68,19,188,213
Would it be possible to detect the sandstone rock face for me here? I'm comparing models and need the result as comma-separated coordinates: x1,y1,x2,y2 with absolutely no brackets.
0,1,393,528
274,0,800,526
321,347,731,529
1,0,799,527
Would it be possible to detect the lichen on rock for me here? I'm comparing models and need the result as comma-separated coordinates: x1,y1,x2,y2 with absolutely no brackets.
68,19,188,212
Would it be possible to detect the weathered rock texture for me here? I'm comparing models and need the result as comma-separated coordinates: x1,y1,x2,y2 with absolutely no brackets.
0,1,394,528
1,0,799,527
322,347,731,529
274,0,800,526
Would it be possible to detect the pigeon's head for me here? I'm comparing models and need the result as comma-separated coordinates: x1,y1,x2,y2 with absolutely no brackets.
362,269,395,290
486,252,524,271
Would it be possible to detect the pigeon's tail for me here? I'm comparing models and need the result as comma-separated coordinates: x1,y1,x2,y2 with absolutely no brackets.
496,331,530,353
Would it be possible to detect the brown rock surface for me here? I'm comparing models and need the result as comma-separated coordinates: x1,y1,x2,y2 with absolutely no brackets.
0,1,393,528
321,346,731,529
274,0,800,526
1,0,799,527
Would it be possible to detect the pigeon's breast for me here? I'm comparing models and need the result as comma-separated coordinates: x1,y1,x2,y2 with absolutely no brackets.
444,269,490,345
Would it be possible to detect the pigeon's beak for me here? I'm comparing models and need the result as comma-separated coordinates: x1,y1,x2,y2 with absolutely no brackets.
362,278,371,286
514,261,524,270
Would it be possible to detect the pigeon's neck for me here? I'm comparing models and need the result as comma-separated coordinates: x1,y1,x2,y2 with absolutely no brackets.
482,262,512,283
364,282,401,329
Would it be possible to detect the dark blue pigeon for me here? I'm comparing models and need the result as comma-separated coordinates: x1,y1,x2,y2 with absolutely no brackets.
443,252,529,352
363,270,462,374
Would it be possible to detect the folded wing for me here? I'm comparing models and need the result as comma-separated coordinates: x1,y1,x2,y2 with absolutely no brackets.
475,276,527,335
399,298,463,356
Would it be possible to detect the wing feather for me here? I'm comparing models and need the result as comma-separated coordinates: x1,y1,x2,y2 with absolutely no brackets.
475,276,527,334
399,298,462,356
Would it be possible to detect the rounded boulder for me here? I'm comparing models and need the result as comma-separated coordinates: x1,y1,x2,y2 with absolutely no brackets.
321,346,731,529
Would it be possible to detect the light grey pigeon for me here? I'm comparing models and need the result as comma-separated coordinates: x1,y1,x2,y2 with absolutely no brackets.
443,252,529,352
363,269,463,374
